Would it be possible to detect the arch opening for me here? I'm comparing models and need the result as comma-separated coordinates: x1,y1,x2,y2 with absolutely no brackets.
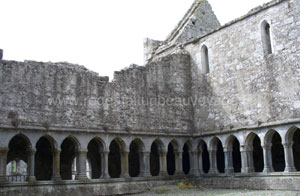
216,140,225,173
87,139,102,179
60,137,78,180
270,132,285,172
252,135,264,172
108,140,121,178
7,135,31,181
167,143,176,176
201,45,209,74
150,141,160,176
182,143,190,175
200,142,210,173
129,140,140,177
35,137,53,180
231,138,241,173
261,21,272,55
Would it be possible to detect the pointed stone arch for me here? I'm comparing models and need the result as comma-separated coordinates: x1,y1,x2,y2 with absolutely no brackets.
264,130,285,172
35,135,56,180
150,138,165,176
129,138,145,177
198,139,210,174
245,132,264,172
60,136,80,180
208,137,224,173
87,137,105,179
224,135,241,173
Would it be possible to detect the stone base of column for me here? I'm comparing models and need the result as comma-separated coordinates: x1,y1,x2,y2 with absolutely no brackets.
242,167,255,173
159,171,168,176
225,168,234,174
175,171,184,176
100,173,110,179
263,167,273,173
75,174,88,181
26,176,36,183
139,172,151,177
284,166,296,173
190,169,203,177
120,173,130,178
51,176,61,181
208,168,218,174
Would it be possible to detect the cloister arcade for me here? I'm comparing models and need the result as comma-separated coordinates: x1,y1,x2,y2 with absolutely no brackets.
0,124,300,183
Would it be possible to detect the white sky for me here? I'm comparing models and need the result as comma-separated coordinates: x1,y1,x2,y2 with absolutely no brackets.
0,0,270,80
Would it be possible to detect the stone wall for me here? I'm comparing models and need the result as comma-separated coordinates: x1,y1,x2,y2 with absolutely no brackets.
151,0,300,135
188,0,300,134
0,53,193,134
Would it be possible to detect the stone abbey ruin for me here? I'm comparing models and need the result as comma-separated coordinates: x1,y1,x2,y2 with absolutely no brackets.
1,0,300,195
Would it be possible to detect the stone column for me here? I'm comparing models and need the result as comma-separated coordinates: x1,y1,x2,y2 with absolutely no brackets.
139,151,151,177
262,144,273,173
0,147,8,184
175,151,183,176
189,150,198,176
208,149,218,174
224,148,234,174
197,150,204,175
120,151,130,178
159,150,168,176
75,150,88,180
283,142,296,172
247,146,255,173
26,148,36,182
100,151,109,178
51,148,61,181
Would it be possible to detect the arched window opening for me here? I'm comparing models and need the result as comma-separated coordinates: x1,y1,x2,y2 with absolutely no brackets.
253,135,264,172
167,143,175,175
35,137,53,181
87,139,102,179
293,129,300,171
261,21,272,55
232,138,241,173
216,140,225,173
271,132,285,172
201,45,209,74
182,144,190,175
150,142,160,176
201,143,210,173
60,138,77,180
129,141,140,177
108,140,121,178
7,135,31,182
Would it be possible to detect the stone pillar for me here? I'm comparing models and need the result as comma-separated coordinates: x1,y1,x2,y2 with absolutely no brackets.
197,150,204,175
26,148,36,182
189,150,198,176
159,150,168,176
283,142,296,172
224,148,234,174
240,145,254,173
51,148,61,181
208,149,218,174
0,147,8,184
75,150,88,180
262,144,273,173
139,151,151,177
100,151,109,178
120,151,130,178
175,151,183,176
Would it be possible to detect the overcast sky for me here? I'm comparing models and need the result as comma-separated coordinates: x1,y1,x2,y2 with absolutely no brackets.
0,0,270,80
